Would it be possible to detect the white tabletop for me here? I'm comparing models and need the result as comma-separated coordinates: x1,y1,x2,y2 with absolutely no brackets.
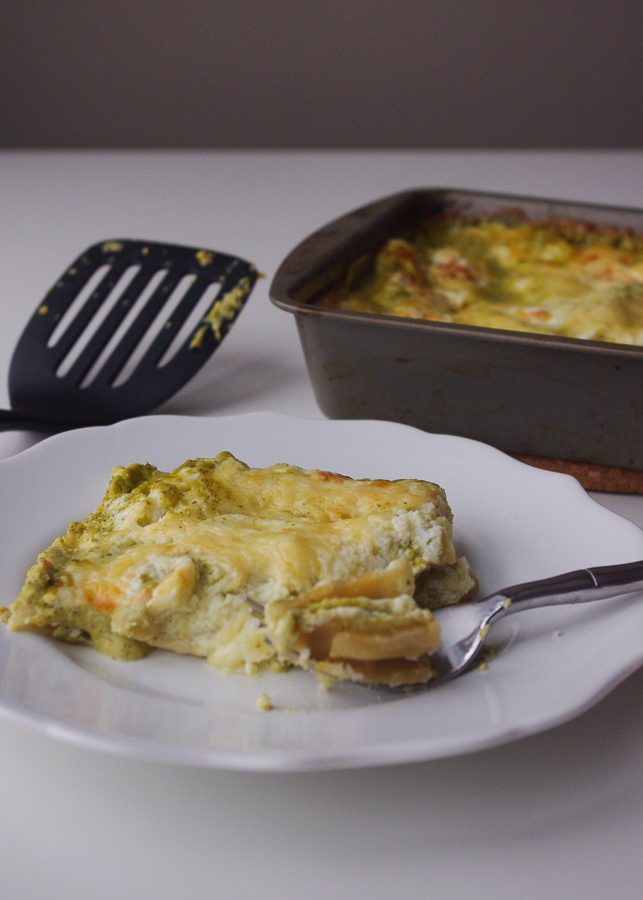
1,150,643,900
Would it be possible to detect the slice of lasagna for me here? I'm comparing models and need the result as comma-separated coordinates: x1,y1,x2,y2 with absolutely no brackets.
4,452,476,686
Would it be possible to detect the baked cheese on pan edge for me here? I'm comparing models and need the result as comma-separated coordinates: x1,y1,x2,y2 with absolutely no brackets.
2,452,477,687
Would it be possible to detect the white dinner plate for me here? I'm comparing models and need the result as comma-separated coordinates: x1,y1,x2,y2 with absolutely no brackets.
1,412,643,771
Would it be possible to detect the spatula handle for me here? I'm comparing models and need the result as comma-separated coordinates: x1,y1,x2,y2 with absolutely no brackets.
0,408,67,432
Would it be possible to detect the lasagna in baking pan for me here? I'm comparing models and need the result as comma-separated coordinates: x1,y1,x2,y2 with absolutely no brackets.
3,452,476,687
318,215,643,345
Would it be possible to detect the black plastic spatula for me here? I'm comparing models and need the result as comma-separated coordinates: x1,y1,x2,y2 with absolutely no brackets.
2,239,259,431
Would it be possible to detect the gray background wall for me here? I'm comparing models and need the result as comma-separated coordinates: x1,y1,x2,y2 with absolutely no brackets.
1,0,642,148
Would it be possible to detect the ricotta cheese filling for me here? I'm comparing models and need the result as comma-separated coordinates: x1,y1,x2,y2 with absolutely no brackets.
3,452,477,686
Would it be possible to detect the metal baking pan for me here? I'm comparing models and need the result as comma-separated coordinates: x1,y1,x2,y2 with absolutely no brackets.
270,189,643,470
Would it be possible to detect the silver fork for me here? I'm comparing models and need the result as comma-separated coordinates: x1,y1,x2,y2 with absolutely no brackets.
246,560,643,690
429,559,643,687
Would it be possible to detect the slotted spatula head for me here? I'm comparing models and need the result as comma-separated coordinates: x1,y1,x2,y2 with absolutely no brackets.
8,239,259,427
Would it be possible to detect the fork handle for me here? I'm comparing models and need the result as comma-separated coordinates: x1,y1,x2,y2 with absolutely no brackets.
496,560,643,614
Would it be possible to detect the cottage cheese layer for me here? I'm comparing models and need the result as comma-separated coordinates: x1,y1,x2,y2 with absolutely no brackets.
5,452,476,686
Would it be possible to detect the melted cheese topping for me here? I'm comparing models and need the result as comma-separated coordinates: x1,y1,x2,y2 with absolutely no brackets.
5,452,477,686
319,216,643,345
